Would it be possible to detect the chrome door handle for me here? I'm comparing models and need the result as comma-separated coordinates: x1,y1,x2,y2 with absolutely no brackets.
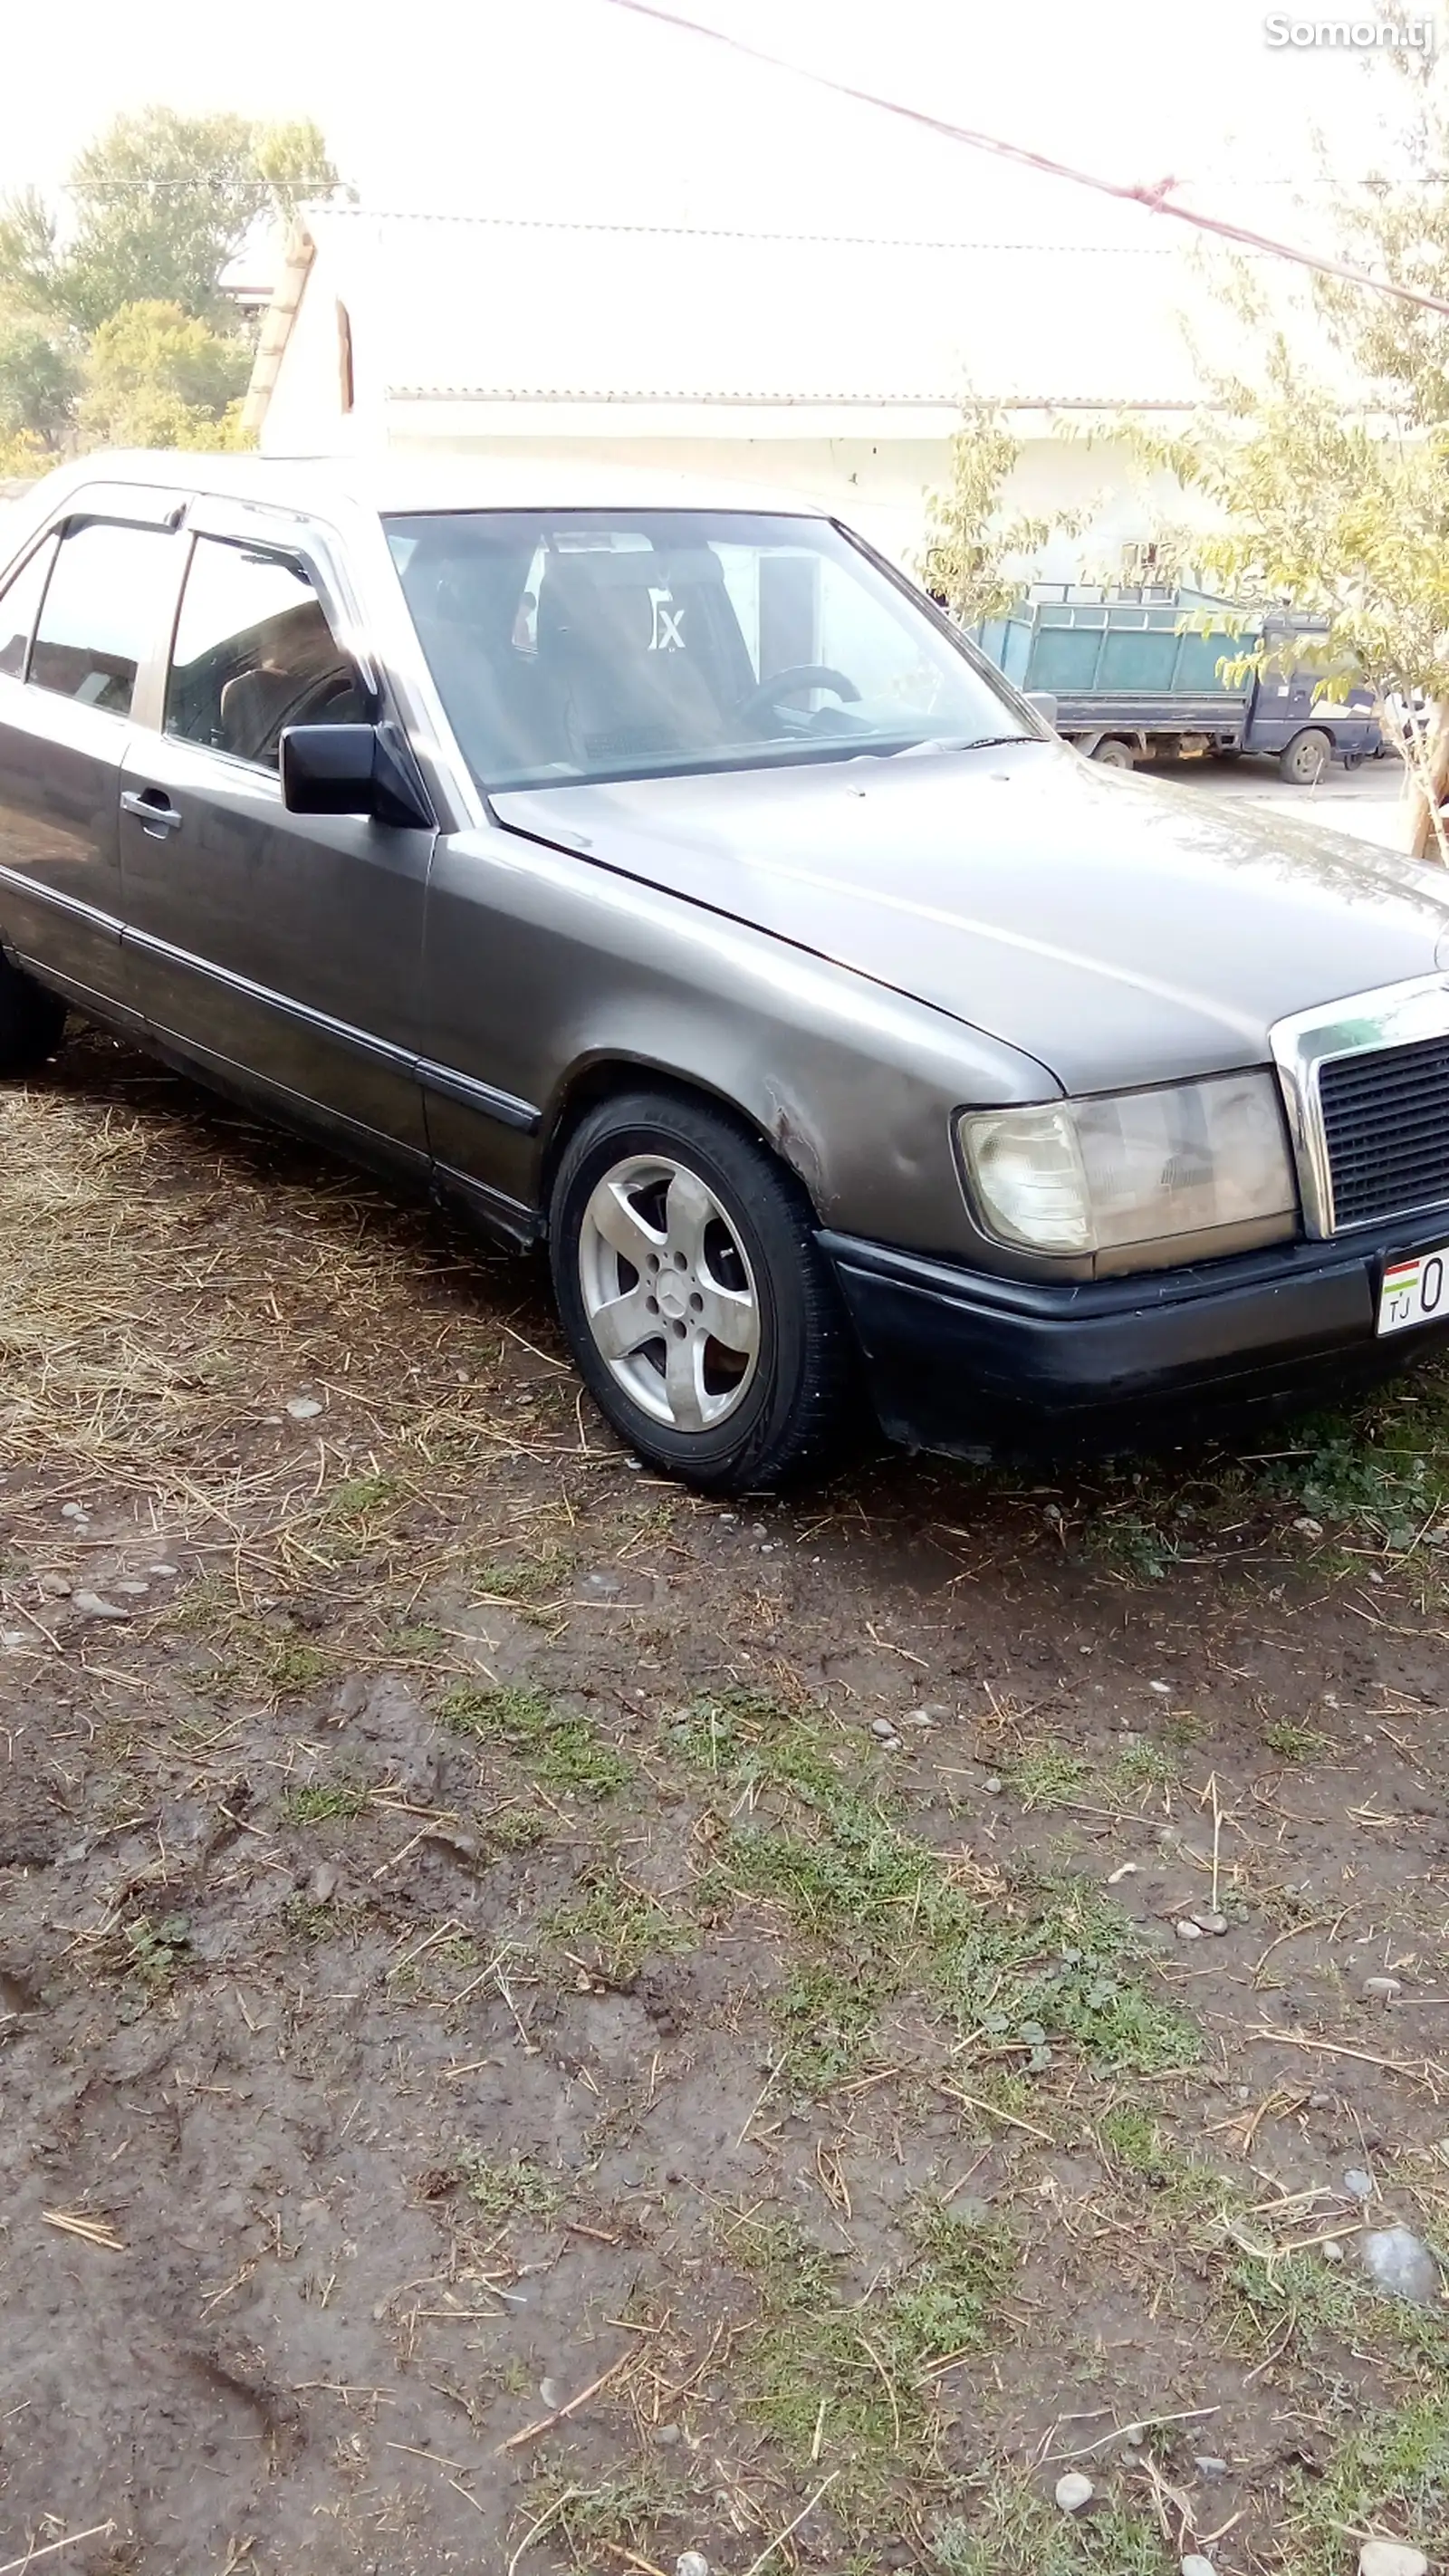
120,789,182,837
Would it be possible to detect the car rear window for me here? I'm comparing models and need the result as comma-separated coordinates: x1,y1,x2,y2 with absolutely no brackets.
29,521,180,718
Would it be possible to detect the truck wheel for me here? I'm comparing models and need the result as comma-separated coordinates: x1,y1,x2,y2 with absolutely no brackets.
1090,738,1136,768
550,1089,855,1493
0,953,67,1076
1279,727,1331,785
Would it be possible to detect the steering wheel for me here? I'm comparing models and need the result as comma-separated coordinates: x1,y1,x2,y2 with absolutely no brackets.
738,663,861,726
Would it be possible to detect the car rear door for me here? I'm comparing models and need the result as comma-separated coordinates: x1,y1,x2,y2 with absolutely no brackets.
0,491,186,1022
118,505,434,1166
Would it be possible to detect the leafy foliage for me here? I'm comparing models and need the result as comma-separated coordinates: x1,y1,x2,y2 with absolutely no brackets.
0,107,342,466
79,300,250,450
2,111,340,334
919,395,1089,626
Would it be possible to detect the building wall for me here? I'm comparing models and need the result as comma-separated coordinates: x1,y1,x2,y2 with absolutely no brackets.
379,426,1212,578
259,249,366,458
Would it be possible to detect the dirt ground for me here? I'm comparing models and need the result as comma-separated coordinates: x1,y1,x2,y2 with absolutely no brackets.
1,1033,1447,2576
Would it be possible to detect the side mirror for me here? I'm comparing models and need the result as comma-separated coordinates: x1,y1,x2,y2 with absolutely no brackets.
280,722,432,830
1024,690,1059,731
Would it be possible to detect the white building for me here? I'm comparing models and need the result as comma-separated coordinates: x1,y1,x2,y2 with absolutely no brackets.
244,207,1234,575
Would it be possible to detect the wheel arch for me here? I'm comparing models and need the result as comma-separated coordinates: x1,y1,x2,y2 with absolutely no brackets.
537,1051,828,1229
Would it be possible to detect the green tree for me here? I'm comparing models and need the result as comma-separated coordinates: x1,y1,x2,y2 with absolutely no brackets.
1164,17,1449,861
0,316,81,445
0,109,341,333
919,396,1088,628
1136,347,1449,863
79,300,251,450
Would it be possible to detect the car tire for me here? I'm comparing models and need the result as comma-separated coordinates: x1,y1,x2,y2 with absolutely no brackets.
1089,738,1136,768
0,953,67,1077
549,1088,855,1492
1279,726,1331,785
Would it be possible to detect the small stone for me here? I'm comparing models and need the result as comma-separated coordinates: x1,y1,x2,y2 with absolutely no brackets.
72,1591,129,1621
1183,2557,1217,2576
1363,1975,1403,2001
538,2377,560,2410
1054,2472,1094,2514
37,1573,71,1598
1321,2237,1346,2263
0,1630,27,1649
1194,1910,1230,1937
655,2421,682,2447
113,1579,150,1597
1193,2457,1228,2479
1343,2167,1375,2202
870,1717,897,1739
1176,1918,1207,1941
148,1563,179,1577
677,2554,710,2576
881,1734,905,1753
1292,1515,1324,1537
717,1511,737,1523
262,1414,283,1426
1148,1679,1172,1695
1360,2225,1441,2305
1309,2091,1332,2110
307,1861,341,1905
285,1396,323,1420
60,1503,88,1521
1358,2545,1428,2576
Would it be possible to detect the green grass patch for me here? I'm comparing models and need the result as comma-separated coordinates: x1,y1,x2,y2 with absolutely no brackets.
680,1693,1198,2080
1223,2244,1449,2380
280,1778,369,1824
438,1683,629,1800
458,2152,561,2225
1281,2395,1449,2573
122,1911,192,1994
1262,1718,1332,1763
931,2481,1172,2575
734,2201,1017,2504
772,1962,889,2091
1098,2102,1240,2227
468,1545,571,1605
548,1864,693,1983
1008,1743,1089,1810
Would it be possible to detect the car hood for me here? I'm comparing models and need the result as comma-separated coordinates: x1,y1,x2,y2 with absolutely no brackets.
492,741,1449,1092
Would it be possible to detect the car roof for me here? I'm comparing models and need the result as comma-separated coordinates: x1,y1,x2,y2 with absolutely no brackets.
15,449,835,525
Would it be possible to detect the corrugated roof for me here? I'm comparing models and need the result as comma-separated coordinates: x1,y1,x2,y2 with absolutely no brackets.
305,207,1244,414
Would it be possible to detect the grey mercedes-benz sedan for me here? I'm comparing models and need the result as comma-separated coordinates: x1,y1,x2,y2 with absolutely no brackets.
1,453,1447,1491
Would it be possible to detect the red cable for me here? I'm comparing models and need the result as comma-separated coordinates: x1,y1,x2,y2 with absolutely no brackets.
602,0,1449,322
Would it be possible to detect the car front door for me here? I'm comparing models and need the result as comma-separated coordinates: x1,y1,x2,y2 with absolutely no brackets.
0,496,186,1022
118,509,435,1166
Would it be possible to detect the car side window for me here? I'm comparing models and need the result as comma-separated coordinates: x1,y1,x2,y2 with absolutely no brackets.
0,535,58,681
29,521,180,716
166,535,367,771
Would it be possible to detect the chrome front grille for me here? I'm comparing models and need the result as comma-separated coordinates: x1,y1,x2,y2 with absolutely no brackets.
1271,975,1449,1237
1318,1034,1449,1228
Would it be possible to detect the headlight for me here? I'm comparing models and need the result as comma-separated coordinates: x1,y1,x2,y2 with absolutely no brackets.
958,1072,1296,1260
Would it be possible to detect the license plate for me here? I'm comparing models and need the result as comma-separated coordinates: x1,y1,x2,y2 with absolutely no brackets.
1378,1247,1449,1335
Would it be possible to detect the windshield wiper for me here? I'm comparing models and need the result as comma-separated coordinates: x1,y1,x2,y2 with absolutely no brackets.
889,734,1032,758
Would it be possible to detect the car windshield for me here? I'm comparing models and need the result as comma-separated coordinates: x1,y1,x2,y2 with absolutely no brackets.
385,507,1032,792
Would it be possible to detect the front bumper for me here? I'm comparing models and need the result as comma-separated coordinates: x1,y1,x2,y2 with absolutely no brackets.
820,1217,1449,1459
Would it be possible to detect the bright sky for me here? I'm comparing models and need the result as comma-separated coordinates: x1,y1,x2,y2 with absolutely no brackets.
0,0,1421,247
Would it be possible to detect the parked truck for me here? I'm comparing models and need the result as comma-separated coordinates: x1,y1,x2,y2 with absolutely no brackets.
972,586,1384,783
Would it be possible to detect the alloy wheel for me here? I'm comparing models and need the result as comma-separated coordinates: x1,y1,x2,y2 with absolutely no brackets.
577,1153,762,1432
